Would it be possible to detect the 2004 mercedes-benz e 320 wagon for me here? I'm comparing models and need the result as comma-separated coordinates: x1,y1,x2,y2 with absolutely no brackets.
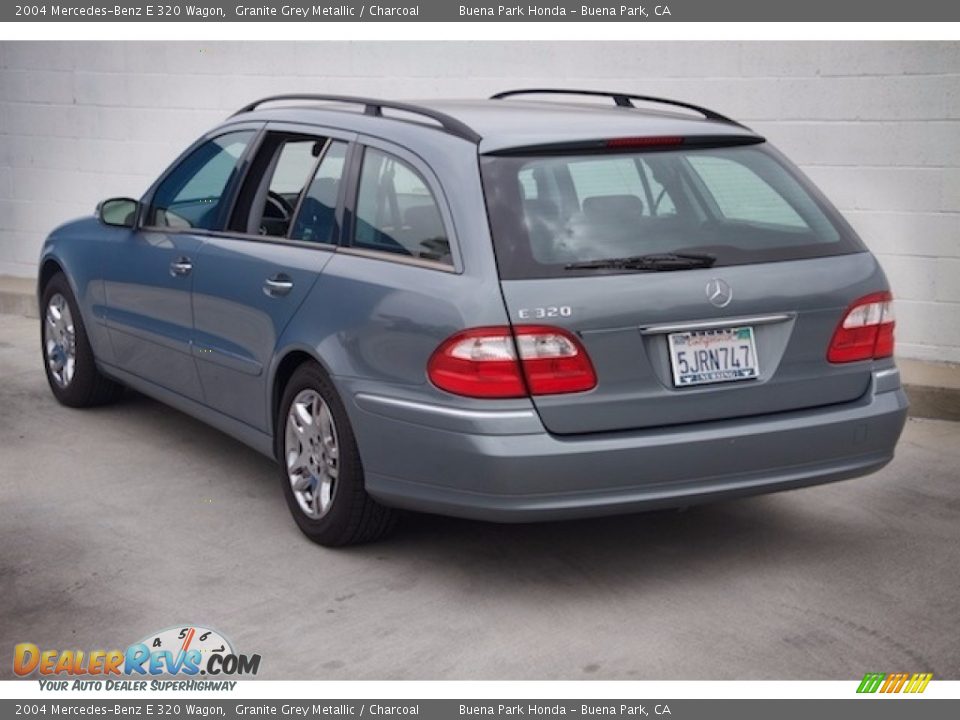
38,89,908,546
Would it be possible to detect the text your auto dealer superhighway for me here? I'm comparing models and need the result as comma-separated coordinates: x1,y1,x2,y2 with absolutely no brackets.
234,3,420,17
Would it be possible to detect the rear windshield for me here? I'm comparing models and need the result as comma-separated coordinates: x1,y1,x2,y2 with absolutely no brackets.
480,143,864,279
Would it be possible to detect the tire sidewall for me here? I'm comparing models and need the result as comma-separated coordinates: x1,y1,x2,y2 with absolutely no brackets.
40,274,94,406
275,363,363,544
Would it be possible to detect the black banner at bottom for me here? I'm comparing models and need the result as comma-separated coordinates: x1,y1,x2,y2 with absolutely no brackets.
2,699,956,719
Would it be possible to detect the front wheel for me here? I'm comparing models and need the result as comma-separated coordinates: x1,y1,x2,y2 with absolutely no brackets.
40,272,123,407
276,362,398,546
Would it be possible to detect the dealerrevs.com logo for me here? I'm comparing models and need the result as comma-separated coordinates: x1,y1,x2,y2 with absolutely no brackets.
14,625,261,690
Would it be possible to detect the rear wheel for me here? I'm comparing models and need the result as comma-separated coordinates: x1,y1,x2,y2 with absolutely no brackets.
41,272,123,407
276,362,398,546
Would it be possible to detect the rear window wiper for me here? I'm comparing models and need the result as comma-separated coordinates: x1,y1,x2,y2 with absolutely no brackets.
565,252,717,271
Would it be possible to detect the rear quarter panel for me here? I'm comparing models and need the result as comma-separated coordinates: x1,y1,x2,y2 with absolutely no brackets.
268,131,532,453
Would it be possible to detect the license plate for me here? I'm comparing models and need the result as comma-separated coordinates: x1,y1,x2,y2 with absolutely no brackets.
667,326,760,387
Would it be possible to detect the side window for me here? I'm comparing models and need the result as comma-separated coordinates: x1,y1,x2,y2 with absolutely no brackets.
686,155,806,228
252,137,320,237
290,141,348,244
352,148,451,266
149,131,254,230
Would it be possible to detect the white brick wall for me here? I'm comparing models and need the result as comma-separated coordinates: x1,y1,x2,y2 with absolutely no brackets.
1,41,958,362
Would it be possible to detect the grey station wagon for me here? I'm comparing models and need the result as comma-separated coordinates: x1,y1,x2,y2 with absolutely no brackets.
38,89,909,545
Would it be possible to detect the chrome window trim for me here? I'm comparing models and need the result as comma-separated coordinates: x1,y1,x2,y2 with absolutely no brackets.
639,314,793,335
198,229,340,252
131,227,456,269
336,246,459,273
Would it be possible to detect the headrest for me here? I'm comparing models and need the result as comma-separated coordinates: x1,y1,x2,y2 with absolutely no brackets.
583,194,645,220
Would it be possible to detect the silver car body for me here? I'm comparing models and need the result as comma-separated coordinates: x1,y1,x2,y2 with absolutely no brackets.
38,93,909,522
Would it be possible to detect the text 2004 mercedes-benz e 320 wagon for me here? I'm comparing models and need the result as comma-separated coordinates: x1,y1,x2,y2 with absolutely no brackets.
38,89,908,545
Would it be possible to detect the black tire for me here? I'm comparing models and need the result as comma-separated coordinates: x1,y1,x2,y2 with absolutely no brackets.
276,362,399,546
40,272,123,408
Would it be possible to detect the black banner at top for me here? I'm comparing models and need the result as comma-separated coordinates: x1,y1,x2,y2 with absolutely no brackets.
5,0,960,22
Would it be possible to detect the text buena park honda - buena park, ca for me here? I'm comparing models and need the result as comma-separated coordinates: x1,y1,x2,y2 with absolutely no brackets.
461,706,672,716
461,5,671,17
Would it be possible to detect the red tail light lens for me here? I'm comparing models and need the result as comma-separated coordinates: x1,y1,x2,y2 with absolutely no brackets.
514,325,598,395
427,327,525,398
827,291,896,363
427,325,596,398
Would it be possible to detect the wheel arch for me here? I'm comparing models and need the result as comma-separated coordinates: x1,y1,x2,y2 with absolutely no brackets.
269,346,336,453
38,256,67,299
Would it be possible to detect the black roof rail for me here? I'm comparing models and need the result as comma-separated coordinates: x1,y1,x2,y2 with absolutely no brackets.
232,94,482,143
490,88,743,127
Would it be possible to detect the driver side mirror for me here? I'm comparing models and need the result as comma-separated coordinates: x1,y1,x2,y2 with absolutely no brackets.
97,197,140,228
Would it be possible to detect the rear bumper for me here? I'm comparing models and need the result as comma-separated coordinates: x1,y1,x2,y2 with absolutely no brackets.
349,370,909,522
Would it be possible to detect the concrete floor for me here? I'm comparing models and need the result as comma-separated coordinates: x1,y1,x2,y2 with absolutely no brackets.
1,313,958,680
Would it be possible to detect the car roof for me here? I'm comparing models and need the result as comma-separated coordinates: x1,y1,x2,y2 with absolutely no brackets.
421,98,759,152
225,96,762,155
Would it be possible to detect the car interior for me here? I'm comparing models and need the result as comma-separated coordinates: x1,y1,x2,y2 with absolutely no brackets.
514,150,838,267
227,133,451,265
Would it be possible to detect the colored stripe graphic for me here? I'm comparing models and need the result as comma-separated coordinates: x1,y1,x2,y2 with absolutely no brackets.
881,672,909,693
857,672,932,694
904,673,934,693
857,673,886,693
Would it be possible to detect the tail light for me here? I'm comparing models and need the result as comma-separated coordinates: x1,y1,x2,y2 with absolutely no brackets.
427,325,597,398
827,291,895,363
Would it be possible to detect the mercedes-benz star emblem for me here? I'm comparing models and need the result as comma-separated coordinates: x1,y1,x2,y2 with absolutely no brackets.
705,278,733,308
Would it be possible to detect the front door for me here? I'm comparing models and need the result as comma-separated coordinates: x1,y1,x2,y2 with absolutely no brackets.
103,128,258,400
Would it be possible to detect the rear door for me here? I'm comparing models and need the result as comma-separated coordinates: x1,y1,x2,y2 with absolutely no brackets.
481,140,886,434
190,125,354,431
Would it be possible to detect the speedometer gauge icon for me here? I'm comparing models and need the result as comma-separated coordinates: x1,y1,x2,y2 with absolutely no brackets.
138,625,234,671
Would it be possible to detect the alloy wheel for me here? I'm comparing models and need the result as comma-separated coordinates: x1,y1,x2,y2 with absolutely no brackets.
44,293,76,388
284,389,340,519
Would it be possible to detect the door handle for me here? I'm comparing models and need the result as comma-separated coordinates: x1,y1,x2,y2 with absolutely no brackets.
264,273,294,297
169,257,193,277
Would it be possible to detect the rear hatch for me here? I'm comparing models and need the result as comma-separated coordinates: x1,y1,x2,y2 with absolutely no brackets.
481,137,886,435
